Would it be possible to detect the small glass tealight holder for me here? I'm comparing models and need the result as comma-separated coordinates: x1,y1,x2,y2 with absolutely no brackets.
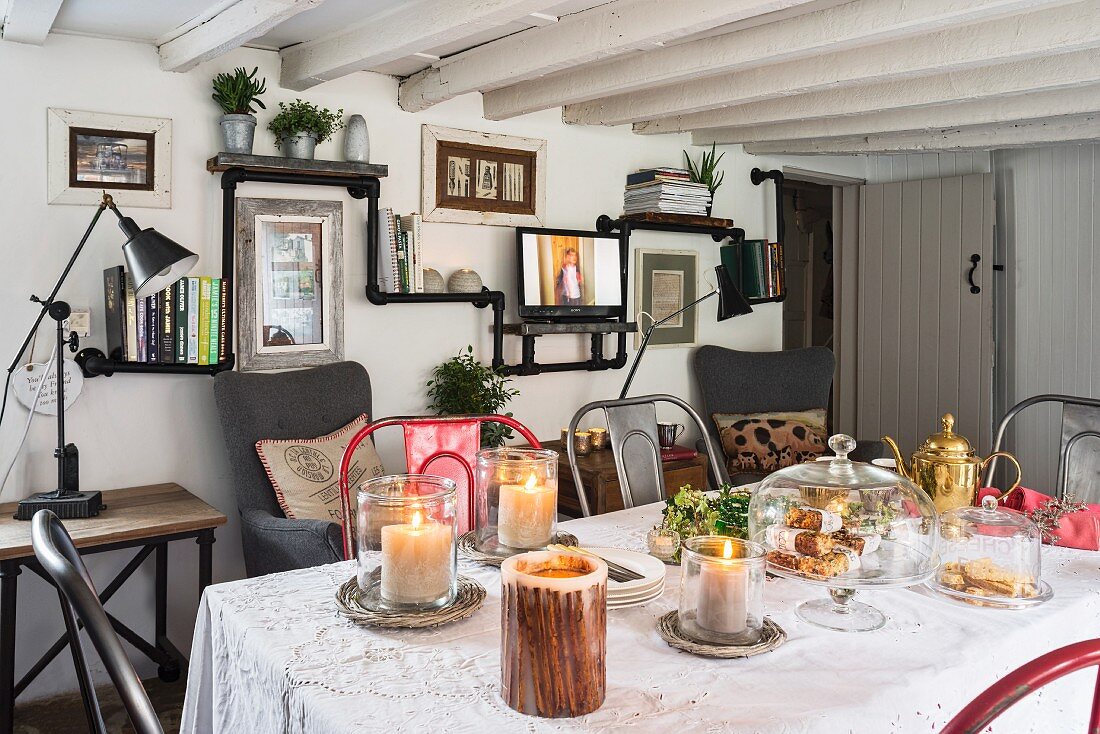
475,448,558,556
588,428,609,451
560,427,571,446
357,474,458,612
647,526,681,562
574,431,592,456
678,536,767,646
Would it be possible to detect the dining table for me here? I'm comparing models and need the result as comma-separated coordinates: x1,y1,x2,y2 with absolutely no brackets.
180,499,1100,733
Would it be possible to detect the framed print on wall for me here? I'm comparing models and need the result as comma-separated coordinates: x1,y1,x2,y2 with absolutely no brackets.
421,124,546,226
47,108,172,208
634,249,699,349
235,198,344,372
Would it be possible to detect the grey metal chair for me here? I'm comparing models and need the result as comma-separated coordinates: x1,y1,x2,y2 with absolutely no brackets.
213,361,373,577
983,394,1100,501
692,345,884,485
31,510,163,734
566,394,727,517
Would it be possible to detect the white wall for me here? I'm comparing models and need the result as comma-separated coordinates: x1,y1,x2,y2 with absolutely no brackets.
0,35,868,699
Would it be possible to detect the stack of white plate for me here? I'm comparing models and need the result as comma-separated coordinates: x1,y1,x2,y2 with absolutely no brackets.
589,547,668,609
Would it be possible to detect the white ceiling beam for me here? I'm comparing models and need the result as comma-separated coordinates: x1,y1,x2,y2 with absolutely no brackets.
1,0,64,45
690,84,1100,146
742,113,1100,155
564,0,1100,126
483,0,1073,121
280,0,552,92
398,0,824,113
635,47,1100,135
159,0,325,73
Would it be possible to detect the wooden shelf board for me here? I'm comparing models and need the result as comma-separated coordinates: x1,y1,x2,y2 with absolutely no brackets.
206,153,388,178
500,321,638,336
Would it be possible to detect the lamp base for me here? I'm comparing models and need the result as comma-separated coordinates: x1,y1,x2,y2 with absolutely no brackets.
14,490,103,521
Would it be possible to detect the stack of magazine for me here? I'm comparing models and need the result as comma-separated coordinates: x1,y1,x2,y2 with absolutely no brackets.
623,167,711,215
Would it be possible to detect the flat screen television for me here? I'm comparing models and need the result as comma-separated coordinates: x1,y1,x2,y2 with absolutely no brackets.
516,227,625,321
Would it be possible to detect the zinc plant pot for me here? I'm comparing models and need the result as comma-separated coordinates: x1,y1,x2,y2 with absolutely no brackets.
219,114,256,154
280,132,318,160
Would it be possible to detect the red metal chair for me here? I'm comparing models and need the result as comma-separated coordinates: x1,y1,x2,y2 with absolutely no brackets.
942,638,1100,734
337,415,541,560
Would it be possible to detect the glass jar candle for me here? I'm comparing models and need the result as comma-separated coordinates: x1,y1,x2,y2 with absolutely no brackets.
357,474,458,612
475,448,558,555
588,427,609,451
573,431,592,456
678,536,767,645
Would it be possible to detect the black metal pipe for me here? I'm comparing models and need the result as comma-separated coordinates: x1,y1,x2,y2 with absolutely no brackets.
80,355,231,377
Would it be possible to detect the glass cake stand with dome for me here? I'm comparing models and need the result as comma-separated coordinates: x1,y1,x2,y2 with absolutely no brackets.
748,435,940,632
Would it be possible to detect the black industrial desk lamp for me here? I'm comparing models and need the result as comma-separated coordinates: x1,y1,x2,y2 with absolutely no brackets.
5,192,198,520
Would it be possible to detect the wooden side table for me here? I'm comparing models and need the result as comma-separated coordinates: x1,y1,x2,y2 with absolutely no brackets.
538,439,707,517
0,483,226,734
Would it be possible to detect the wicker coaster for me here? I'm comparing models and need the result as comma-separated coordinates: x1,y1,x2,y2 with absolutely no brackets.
657,611,786,658
335,575,486,629
458,530,579,567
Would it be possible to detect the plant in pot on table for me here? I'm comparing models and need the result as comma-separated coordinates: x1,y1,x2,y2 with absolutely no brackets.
426,345,520,448
268,99,344,160
212,66,267,154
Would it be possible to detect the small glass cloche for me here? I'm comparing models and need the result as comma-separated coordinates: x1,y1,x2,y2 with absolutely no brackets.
748,434,940,632
928,494,1053,608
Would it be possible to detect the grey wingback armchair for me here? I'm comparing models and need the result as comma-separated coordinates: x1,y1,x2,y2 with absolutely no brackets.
693,345,883,485
213,361,372,577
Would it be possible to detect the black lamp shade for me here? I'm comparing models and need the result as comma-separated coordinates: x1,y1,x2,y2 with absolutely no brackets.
714,264,753,321
118,217,199,299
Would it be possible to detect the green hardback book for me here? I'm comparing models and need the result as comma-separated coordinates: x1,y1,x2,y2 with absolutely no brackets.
720,243,741,296
740,240,768,299
198,276,212,365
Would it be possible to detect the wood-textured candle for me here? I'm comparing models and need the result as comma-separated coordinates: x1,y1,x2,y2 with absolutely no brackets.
501,551,607,718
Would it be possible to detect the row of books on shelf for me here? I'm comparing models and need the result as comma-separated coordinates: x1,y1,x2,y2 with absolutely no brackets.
623,167,711,216
102,267,228,365
721,239,785,300
377,208,424,293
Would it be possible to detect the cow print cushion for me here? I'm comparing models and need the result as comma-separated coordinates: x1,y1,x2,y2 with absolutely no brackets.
715,411,828,476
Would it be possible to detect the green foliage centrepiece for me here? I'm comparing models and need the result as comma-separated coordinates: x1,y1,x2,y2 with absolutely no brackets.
660,483,751,561
426,346,520,448
267,99,345,144
683,143,726,198
211,67,267,115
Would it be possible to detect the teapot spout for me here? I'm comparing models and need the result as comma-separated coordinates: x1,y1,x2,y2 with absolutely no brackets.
879,435,912,480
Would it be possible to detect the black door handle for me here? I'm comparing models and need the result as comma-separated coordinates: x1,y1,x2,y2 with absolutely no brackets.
967,253,981,294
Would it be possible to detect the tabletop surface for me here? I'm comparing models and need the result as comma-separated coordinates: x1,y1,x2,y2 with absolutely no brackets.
181,500,1100,734
0,483,227,561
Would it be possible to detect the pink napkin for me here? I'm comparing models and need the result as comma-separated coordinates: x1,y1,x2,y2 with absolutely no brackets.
977,487,1100,551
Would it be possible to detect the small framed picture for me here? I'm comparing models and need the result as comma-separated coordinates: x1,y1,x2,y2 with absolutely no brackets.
422,124,546,227
634,249,699,349
235,198,344,371
48,109,172,208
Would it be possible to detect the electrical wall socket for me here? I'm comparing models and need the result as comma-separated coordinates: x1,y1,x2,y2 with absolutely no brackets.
67,309,91,337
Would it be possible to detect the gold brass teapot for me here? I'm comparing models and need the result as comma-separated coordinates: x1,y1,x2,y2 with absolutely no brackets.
881,413,1021,514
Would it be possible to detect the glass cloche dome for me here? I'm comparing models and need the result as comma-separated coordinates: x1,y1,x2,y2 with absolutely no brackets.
748,434,940,631
927,494,1052,608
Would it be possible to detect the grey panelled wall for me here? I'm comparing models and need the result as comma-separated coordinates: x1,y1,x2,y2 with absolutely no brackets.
992,145,1100,493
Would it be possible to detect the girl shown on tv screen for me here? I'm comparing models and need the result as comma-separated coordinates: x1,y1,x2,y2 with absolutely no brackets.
555,247,583,305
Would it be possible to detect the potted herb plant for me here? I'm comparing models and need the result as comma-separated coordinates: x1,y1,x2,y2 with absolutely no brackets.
211,66,267,154
267,99,344,160
684,143,726,216
426,346,520,448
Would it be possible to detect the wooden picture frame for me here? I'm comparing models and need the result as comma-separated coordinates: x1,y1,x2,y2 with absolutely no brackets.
235,198,344,372
634,249,699,349
48,108,172,208
421,124,546,226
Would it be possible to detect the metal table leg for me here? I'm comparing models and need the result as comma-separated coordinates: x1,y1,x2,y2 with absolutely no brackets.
197,530,214,592
0,561,21,734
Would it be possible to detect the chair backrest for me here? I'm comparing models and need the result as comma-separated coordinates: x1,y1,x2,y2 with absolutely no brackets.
984,394,1100,501
692,345,836,456
337,415,541,560
941,638,1100,734
31,511,163,734
212,361,373,518
567,394,727,517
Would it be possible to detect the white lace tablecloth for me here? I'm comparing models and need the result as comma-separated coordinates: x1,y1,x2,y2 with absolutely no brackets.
180,504,1100,733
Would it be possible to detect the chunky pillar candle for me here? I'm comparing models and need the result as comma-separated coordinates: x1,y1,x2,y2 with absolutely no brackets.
678,536,767,645
696,539,749,635
497,473,556,549
380,510,454,604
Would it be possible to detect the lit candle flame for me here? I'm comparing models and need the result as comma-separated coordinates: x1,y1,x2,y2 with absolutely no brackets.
723,539,733,560
524,473,538,491
411,510,423,528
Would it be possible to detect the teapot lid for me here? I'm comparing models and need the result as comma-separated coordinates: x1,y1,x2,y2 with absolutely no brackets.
917,413,974,457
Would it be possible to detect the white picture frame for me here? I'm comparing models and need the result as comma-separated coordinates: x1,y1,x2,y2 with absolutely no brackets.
47,108,172,208
421,124,546,227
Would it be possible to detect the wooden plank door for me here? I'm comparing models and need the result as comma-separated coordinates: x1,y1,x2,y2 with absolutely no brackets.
841,173,995,453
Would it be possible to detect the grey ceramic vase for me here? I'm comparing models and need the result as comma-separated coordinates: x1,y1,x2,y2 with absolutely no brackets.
280,132,317,159
448,269,483,293
219,114,256,154
422,268,446,293
343,114,369,163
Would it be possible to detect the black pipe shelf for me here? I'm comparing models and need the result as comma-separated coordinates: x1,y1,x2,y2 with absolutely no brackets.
76,356,233,377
